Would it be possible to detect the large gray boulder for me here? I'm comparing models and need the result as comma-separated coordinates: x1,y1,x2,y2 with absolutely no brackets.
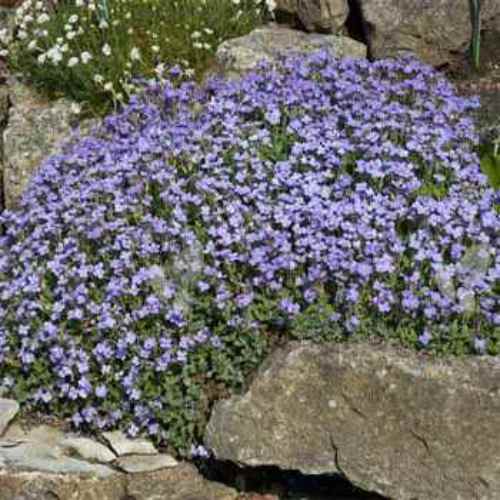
359,0,500,66
205,341,500,500
275,0,349,33
215,23,366,77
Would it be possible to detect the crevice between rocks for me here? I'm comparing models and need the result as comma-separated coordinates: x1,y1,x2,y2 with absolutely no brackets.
345,0,374,60
194,457,387,499
0,85,10,220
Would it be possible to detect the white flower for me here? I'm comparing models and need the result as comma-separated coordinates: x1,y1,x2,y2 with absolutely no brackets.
67,56,78,67
103,81,113,91
68,14,78,23
130,47,140,61
93,74,104,84
17,30,28,40
0,49,8,57
37,53,46,64
36,13,50,24
154,63,164,76
102,43,111,56
70,102,81,114
98,19,108,29
191,31,201,39
27,40,38,51
35,1,43,9
232,0,241,4
61,43,69,52
47,47,63,64
75,0,84,6
81,51,92,63
151,45,160,53
88,3,96,11
66,31,76,40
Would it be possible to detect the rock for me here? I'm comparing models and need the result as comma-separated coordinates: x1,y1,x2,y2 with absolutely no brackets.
205,341,500,500
275,0,349,33
2,80,97,209
0,424,115,476
0,421,238,499
215,24,366,77
114,453,178,473
0,464,238,500
359,0,500,66
0,439,116,477
126,463,237,500
59,436,117,463
0,399,18,436
0,470,128,500
102,430,157,456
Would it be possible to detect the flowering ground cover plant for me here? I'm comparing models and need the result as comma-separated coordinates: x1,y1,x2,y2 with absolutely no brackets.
0,51,499,456
1,0,274,116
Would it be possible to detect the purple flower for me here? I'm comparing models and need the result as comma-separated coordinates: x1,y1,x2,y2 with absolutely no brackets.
418,330,432,346
279,298,300,316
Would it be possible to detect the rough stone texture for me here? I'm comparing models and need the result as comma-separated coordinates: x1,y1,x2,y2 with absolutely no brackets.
275,0,349,33
0,399,18,436
114,453,178,473
359,0,500,66
102,430,157,456
126,463,238,500
59,436,117,463
0,463,238,500
2,80,96,209
206,341,500,500
215,24,366,77
0,421,237,499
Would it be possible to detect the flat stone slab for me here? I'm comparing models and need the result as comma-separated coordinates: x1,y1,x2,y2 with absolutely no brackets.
0,399,19,436
102,431,157,456
114,453,178,473
0,441,115,477
60,436,116,463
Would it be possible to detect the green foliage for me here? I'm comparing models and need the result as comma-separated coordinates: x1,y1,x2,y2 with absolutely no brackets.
5,0,270,117
479,140,500,189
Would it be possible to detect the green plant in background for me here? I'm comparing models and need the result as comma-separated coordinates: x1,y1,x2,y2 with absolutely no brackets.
469,0,481,70
479,134,500,189
3,0,274,118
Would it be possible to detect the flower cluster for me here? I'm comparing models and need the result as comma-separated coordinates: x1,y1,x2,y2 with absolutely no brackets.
3,0,275,115
0,51,498,454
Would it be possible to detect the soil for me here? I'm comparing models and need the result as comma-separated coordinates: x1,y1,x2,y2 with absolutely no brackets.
439,28,500,91
437,28,500,138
